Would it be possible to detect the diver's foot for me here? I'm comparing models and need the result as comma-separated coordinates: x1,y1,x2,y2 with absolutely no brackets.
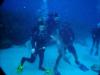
75,61,89,72
77,63,89,72
17,64,23,73
39,67,52,75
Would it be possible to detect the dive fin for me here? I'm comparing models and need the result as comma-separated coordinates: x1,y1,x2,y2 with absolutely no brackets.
78,63,89,72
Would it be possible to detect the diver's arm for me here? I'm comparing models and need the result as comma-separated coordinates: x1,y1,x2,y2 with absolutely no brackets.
31,41,36,53
50,29,60,44
50,29,59,41
50,35,57,41
50,35,58,43
50,35,60,45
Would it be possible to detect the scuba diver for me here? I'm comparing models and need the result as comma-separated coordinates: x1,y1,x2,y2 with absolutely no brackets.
54,24,89,72
90,22,100,56
17,19,50,72
46,13,88,74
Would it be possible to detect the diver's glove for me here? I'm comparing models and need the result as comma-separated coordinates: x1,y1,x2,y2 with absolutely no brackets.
40,46,46,50
31,48,35,53
42,46,46,49
38,46,46,51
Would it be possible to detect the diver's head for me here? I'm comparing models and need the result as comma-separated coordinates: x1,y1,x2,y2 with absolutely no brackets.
39,25,46,32
38,21,46,31
97,22,100,28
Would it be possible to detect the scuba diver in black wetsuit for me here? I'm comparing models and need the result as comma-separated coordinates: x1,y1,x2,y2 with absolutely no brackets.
54,24,89,72
17,20,49,72
90,22,100,56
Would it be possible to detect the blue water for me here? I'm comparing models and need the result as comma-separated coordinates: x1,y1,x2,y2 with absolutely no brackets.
0,0,100,75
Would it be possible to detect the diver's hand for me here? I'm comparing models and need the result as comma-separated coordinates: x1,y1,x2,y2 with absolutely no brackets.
31,48,35,53
39,46,46,50
42,46,46,49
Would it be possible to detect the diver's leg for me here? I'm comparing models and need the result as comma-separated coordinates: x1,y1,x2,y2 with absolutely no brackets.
17,51,37,72
67,44,79,64
54,48,63,71
63,54,71,64
95,39,99,56
38,49,46,71
90,38,96,54
54,54,62,71
67,44,89,71
21,53,37,66
62,47,71,64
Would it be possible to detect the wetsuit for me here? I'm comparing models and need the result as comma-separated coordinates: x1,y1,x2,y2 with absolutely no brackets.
54,25,80,70
20,25,49,71
90,27,100,56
